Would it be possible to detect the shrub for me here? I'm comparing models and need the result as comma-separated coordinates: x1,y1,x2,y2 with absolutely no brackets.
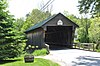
32,48,48,56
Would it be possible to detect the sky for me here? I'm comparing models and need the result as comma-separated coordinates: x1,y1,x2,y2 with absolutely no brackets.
8,0,80,18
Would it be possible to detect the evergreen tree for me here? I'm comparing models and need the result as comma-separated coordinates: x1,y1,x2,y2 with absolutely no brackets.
0,0,26,60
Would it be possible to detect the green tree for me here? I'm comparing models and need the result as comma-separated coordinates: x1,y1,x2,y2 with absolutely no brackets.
64,11,89,42
0,0,26,60
78,17,91,43
64,11,79,24
22,9,51,31
14,18,25,31
78,0,100,49
78,0,100,17
89,17,100,49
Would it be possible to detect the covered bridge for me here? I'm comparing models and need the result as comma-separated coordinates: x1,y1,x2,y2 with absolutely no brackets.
25,13,79,49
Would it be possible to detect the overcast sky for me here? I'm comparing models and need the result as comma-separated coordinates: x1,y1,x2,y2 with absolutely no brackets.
8,0,80,18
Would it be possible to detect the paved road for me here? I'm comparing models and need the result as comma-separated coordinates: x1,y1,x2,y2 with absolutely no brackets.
43,49,100,66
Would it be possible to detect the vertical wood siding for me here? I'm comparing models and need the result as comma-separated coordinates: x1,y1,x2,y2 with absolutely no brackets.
26,28,44,48
25,13,79,49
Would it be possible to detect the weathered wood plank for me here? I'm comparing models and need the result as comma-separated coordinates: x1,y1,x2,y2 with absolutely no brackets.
26,28,44,48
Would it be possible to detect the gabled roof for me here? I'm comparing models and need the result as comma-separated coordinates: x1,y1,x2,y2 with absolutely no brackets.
25,13,79,33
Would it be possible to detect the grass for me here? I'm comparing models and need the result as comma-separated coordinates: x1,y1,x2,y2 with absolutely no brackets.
26,48,48,56
32,48,48,56
0,48,59,66
0,56,60,66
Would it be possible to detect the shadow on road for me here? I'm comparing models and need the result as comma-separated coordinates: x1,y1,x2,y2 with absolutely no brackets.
72,56,100,66
49,45,70,50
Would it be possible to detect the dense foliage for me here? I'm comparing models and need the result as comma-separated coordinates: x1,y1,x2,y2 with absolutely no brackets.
89,17,100,49
78,0,100,49
21,9,51,31
65,11,100,46
78,0,100,17
32,48,48,56
64,11,90,43
0,0,26,60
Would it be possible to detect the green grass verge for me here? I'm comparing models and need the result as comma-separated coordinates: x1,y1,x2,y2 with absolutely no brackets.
0,57,59,66
32,48,48,56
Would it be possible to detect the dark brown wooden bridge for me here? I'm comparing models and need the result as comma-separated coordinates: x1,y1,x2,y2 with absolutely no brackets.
25,13,79,49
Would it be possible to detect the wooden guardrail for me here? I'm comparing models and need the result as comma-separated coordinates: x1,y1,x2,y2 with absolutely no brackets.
73,43,95,51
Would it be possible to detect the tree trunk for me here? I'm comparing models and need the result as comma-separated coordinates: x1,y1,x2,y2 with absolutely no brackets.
96,41,100,49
